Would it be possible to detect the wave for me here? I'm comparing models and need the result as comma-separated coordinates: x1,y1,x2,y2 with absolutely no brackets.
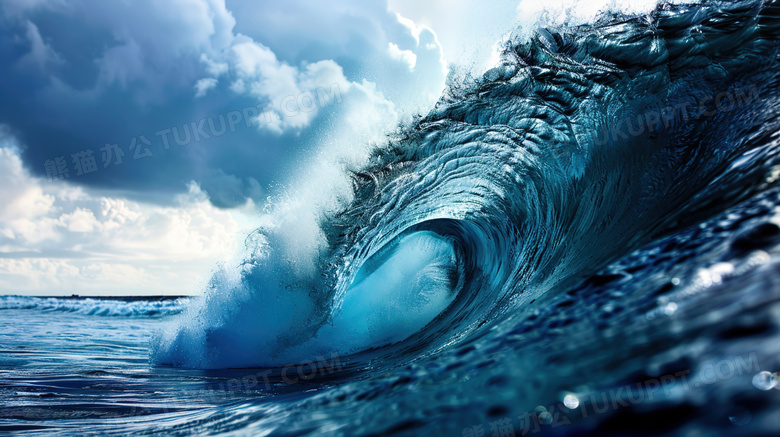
0,295,189,318
153,0,780,369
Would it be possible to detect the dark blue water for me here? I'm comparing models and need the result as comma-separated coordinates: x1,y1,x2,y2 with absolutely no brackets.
3,1,780,435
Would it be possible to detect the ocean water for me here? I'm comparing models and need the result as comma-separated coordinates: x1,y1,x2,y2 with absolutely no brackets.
4,0,780,435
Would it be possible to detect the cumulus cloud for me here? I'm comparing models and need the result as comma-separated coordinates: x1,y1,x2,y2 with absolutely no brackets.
0,138,257,295
16,20,62,72
388,42,417,71
387,0,520,73
194,77,218,98
0,0,453,206
217,37,353,133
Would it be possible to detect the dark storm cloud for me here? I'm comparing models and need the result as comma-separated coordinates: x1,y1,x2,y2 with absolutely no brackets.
0,0,446,207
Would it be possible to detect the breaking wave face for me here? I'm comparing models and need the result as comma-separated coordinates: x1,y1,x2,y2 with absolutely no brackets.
0,295,188,318
153,0,780,369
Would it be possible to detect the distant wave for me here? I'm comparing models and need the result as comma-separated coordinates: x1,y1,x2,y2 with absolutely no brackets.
0,295,189,318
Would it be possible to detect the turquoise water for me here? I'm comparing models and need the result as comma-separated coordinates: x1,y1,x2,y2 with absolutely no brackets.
4,1,780,435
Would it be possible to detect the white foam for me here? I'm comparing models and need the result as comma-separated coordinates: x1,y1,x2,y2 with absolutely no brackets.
0,295,187,317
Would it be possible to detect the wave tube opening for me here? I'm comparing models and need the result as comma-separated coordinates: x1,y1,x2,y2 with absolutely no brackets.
317,230,464,352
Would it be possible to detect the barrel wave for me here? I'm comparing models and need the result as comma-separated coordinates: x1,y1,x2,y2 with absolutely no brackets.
151,2,780,434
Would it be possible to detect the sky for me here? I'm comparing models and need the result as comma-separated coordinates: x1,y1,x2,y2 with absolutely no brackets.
0,0,655,296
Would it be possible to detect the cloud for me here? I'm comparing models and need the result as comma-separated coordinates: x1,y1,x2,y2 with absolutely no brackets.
0,147,55,223
388,42,417,70
0,0,452,207
387,0,520,73
0,138,257,295
194,77,218,98
220,36,352,133
16,20,62,72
